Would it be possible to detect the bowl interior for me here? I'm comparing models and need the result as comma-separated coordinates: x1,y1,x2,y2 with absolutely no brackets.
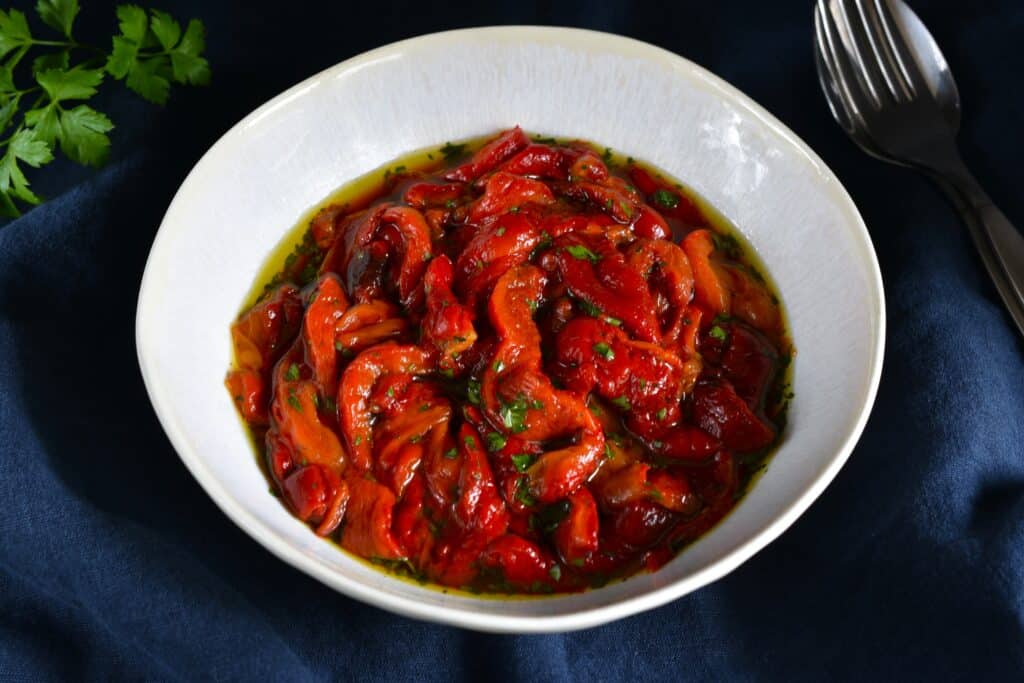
136,27,883,632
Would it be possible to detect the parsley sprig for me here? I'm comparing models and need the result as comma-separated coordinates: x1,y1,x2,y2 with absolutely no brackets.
0,2,210,217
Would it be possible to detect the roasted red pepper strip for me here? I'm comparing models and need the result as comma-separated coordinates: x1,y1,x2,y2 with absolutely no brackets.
302,274,349,397
467,171,555,224
692,380,776,452
444,126,529,182
338,343,432,471
554,236,661,343
683,229,731,316
421,255,477,372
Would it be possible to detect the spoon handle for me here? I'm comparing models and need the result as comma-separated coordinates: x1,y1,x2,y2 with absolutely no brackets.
929,165,1024,338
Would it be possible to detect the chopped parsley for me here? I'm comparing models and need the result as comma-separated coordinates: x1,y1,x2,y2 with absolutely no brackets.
593,342,615,361
493,359,505,373
440,142,467,160
287,391,301,411
485,432,507,452
656,407,668,421
511,453,535,472
285,363,301,381
467,379,482,405
463,435,477,450
515,477,537,507
611,395,631,411
652,188,680,209
549,565,562,582
604,442,614,460
564,245,600,263
499,395,531,433
444,448,458,460
709,325,728,342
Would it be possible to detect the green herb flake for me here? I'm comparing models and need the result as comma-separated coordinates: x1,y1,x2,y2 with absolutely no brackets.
515,477,537,507
604,442,614,460
285,363,300,381
485,431,507,452
656,407,668,421
440,141,466,160
593,342,615,361
652,188,680,209
444,447,458,460
499,395,530,433
467,379,482,405
611,395,631,411
549,565,562,582
463,435,477,450
511,453,534,473
287,391,301,411
564,244,600,263
709,325,728,342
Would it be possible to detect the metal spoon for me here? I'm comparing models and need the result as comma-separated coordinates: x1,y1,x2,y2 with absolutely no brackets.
814,0,1024,337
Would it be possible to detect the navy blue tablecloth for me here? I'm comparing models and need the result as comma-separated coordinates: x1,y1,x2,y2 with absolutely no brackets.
2,0,1022,679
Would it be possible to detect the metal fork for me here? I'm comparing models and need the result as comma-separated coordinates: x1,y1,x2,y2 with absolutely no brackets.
813,0,1024,337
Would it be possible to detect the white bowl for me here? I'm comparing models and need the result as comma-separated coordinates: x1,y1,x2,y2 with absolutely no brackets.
136,26,884,633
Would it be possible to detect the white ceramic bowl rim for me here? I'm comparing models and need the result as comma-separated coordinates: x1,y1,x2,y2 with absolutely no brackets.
136,26,885,633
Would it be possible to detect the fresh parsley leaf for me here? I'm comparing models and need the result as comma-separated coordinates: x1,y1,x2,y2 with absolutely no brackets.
124,53,170,105
32,50,69,76
106,8,209,104
116,4,147,43
0,10,32,60
58,105,113,166
0,97,18,132
36,0,79,39
148,9,180,49
169,19,209,85
36,66,103,101
0,129,52,212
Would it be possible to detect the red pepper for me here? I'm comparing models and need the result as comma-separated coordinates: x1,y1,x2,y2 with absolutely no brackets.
444,126,529,183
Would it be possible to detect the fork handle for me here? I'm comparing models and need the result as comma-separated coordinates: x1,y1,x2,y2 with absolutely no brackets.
929,165,1024,338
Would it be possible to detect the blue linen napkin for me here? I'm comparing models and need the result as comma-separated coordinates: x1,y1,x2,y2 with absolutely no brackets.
1,0,1022,679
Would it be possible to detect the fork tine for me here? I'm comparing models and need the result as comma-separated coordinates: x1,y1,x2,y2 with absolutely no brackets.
870,0,930,97
814,1,875,121
813,13,858,135
829,0,888,108
856,0,914,100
